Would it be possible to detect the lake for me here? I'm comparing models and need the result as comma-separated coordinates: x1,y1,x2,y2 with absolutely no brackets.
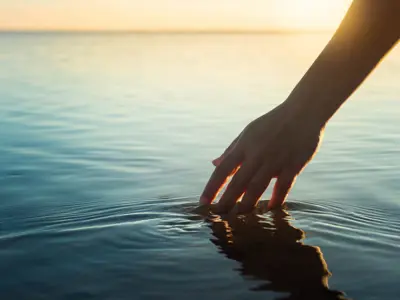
0,32,399,300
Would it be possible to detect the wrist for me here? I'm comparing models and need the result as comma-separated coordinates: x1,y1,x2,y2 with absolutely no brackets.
281,94,334,131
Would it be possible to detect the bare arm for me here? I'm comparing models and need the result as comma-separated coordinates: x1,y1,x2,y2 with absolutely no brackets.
200,0,400,212
287,0,400,128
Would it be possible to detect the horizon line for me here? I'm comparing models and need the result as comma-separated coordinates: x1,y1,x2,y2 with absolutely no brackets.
0,28,334,34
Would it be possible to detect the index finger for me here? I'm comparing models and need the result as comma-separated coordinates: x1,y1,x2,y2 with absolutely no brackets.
200,152,242,205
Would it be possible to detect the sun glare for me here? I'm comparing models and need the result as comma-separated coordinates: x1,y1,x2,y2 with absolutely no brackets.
0,0,352,31
275,0,352,30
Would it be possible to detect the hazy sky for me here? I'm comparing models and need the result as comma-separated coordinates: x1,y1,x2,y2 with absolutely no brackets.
0,0,352,31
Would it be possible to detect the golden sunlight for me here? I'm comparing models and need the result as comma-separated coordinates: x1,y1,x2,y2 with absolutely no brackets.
0,0,352,31
274,0,352,30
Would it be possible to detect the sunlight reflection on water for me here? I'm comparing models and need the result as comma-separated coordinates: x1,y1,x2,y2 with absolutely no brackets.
0,33,399,300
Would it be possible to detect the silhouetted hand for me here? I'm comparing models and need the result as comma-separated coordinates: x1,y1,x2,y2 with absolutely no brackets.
198,0,400,213
200,102,323,212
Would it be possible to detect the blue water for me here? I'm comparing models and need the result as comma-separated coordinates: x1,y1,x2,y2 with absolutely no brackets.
0,33,399,300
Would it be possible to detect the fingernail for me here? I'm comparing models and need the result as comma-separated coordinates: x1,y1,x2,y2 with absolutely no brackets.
199,196,209,205
212,157,222,167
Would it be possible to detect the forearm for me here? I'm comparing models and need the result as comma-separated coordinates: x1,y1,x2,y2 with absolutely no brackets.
285,0,400,127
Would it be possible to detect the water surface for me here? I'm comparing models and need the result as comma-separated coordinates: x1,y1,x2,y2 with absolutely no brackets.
0,33,399,300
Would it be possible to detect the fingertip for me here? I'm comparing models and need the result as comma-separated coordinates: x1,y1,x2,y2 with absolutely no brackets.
267,200,280,210
268,193,288,209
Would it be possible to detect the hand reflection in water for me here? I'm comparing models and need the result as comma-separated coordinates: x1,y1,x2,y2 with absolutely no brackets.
195,201,349,300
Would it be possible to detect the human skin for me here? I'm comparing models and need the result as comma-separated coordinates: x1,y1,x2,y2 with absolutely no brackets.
200,0,400,212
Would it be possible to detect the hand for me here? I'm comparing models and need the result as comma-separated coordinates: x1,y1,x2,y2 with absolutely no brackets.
200,102,324,212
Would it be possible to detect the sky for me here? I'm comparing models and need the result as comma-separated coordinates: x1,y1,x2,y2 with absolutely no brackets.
0,0,352,32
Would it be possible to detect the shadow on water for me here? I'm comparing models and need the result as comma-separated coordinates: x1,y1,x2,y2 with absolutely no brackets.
193,201,349,300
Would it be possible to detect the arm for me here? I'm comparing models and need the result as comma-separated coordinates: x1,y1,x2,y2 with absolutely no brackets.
287,0,400,128
200,0,400,212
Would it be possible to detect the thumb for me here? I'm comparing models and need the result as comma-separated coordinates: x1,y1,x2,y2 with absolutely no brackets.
212,135,241,167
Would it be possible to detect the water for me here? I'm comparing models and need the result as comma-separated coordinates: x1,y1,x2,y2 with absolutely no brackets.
0,32,399,300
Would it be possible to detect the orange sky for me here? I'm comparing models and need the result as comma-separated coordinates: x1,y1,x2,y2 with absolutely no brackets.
0,0,351,31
